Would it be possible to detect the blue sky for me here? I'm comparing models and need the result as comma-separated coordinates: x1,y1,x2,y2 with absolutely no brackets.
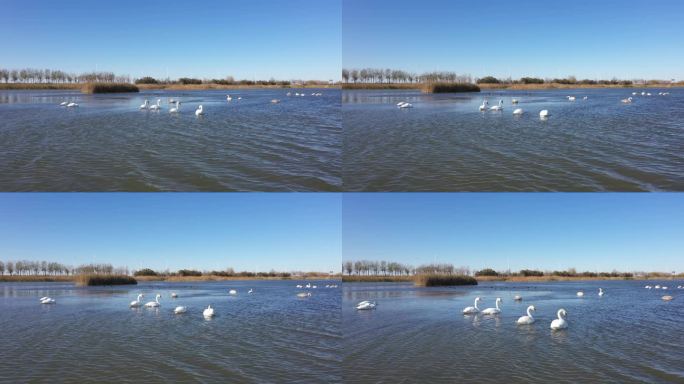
1,0,341,80
343,0,684,80
342,194,684,273
0,194,341,273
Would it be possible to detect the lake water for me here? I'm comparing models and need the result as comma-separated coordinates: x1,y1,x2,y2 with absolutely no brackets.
343,281,684,383
0,89,341,191
343,89,684,191
0,280,341,383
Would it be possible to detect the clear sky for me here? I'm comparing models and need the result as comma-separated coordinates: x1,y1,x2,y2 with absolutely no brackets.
342,194,684,273
0,194,341,273
1,0,341,80
343,0,684,80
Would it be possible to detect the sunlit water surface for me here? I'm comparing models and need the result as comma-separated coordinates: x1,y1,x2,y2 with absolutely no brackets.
343,89,684,191
343,281,683,383
0,89,340,191
1,280,341,383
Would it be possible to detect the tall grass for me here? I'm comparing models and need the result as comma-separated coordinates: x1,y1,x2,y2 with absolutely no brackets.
414,274,478,287
342,83,420,90
74,274,137,286
422,83,481,93
81,83,139,94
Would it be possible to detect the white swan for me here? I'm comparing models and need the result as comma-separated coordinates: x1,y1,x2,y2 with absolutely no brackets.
149,99,162,111
67,102,79,107
174,306,187,314
226,95,232,101
286,92,292,96
271,99,281,104
296,284,303,288
645,285,652,289
550,309,568,330
632,92,638,96
397,102,413,108
598,288,604,297
511,98,519,104
479,99,489,111
140,100,149,110
662,295,673,301
641,91,646,96
171,293,178,298
567,96,576,101
169,101,181,113
248,289,253,294
513,108,523,115
621,97,633,103
489,99,504,111
513,295,522,301
40,297,56,304
655,285,661,289
130,294,144,307
60,101,68,106
203,305,215,317
583,96,588,100
195,105,204,116
576,291,584,297
516,305,536,325
296,292,311,298
481,298,502,315
539,110,549,118
462,297,481,314
229,289,237,295
305,283,311,289
144,294,161,307
356,301,376,310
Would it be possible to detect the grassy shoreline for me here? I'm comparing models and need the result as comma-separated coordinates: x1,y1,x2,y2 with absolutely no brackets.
0,83,338,91
342,82,683,91
0,275,337,283
342,275,681,283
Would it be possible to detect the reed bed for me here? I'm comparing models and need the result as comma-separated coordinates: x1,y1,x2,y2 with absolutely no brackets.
0,83,82,90
414,274,478,287
422,82,481,93
81,83,139,94
342,275,414,283
74,274,137,286
0,275,73,282
342,83,420,90
478,83,683,90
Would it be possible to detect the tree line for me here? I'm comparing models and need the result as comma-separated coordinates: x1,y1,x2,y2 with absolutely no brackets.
342,260,470,276
0,68,131,84
476,75,635,86
135,75,294,86
132,267,296,278
342,68,473,84
0,260,128,276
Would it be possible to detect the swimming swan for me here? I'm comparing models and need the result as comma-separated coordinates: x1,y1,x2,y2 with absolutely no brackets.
169,101,180,113
489,100,504,111
40,297,56,304
149,99,162,111
203,305,215,317
171,293,178,298
598,288,604,297
567,96,576,101
67,102,79,107
550,309,568,330
479,99,489,111
174,306,187,314
248,289,253,294
513,295,523,301
621,97,633,103
144,294,161,307
513,108,523,115
60,101,68,106
296,292,311,298
576,291,584,297
539,110,549,118
229,289,237,295
130,294,144,307
140,100,149,110
195,105,204,116
356,301,377,310
516,305,536,325
462,297,481,314
481,298,502,315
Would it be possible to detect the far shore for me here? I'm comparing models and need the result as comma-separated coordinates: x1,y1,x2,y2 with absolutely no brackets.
0,275,339,283
342,82,683,91
0,83,339,91
342,275,682,283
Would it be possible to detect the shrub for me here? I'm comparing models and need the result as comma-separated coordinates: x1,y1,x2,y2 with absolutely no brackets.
475,268,499,276
477,76,501,84
135,76,159,84
133,268,158,276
